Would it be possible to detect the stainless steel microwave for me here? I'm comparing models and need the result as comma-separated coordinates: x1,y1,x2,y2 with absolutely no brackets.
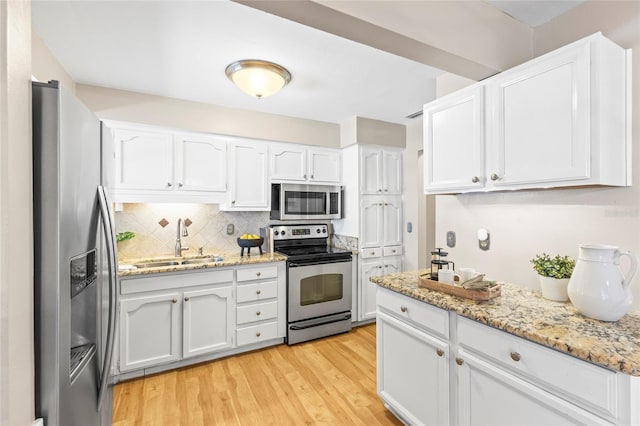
270,183,343,221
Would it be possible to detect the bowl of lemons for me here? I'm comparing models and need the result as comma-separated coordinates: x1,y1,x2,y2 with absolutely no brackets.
237,233,264,256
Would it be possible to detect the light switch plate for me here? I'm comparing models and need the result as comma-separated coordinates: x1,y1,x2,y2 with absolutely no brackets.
446,231,456,248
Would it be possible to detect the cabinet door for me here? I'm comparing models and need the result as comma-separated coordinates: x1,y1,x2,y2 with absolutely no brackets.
383,256,402,275
382,197,402,247
182,286,233,358
382,150,402,194
424,86,485,193
489,43,590,188
308,148,341,183
114,129,174,190
455,350,611,426
360,147,382,194
360,197,383,248
377,312,450,426
175,134,227,192
359,257,383,321
119,293,181,372
226,141,269,210
270,143,307,181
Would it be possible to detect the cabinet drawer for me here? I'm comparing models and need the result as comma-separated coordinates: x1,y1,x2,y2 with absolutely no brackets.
383,246,402,256
236,265,278,282
236,280,278,303
236,321,279,346
360,248,382,259
457,317,619,419
236,300,278,325
377,287,449,339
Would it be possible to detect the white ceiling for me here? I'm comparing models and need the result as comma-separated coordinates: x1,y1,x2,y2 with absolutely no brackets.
31,0,581,126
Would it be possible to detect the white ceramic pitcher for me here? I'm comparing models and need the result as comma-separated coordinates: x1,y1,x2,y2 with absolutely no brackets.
567,244,638,321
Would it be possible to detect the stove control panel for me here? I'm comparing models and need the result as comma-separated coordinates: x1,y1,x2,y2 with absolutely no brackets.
271,224,328,240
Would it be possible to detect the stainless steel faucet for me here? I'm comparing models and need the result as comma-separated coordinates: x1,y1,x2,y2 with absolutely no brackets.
175,218,189,257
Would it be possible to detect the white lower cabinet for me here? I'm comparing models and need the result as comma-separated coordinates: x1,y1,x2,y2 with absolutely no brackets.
182,286,233,358
235,264,285,347
377,312,450,425
359,249,402,321
117,262,286,377
377,287,632,426
119,292,182,372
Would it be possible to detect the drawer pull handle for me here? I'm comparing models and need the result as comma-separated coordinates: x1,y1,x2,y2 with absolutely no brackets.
178,182,183,187
256,272,261,277
490,173,500,181
256,290,261,295
400,306,408,313
172,298,177,304
471,176,479,183
510,351,521,362
256,332,261,337
256,311,261,316
436,349,444,357
167,182,173,187
455,358,464,366
184,297,190,302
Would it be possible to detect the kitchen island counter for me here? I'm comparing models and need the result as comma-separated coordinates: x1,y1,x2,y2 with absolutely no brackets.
371,270,640,376
118,251,287,277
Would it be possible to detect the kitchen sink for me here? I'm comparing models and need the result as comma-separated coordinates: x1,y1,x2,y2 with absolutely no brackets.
181,256,224,265
132,260,182,268
131,256,224,269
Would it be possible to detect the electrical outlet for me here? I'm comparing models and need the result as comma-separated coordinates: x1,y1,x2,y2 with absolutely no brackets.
226,224,234,235
446,231,456,248
477,228,490,251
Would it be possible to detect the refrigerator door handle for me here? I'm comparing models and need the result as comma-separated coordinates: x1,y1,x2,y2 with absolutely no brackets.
97,185,118,411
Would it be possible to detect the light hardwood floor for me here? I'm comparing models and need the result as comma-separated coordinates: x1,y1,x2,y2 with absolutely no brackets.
112,324,402,426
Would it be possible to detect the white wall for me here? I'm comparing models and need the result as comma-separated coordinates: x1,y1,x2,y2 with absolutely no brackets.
434,2,640,309
1,1,34,425
31,30,75,92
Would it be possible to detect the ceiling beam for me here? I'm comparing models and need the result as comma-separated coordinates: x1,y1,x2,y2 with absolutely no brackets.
233,0,498,81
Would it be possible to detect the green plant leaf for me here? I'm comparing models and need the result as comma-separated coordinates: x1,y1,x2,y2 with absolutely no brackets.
116,231,135,243
530,253,575,279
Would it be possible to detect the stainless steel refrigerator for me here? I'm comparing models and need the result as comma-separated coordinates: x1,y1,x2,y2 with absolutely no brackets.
33,81,118,426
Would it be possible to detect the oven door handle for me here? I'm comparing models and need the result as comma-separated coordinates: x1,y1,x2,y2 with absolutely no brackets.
289,313,352,330
288,258,352,267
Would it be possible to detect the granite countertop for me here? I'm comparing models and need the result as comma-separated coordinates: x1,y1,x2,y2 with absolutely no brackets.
118,250,287,278
371,270,640,376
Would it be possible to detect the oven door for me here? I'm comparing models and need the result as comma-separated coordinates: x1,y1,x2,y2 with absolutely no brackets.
287,257,352,323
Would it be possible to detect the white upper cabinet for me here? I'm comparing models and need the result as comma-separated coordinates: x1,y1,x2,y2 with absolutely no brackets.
424,86,485,193
223,140,269,210
360,196,403,249
360,146,403,195
175,133,227,192
110,126,227,202
114,128,174,191
270,143,341,183
424,32,630,195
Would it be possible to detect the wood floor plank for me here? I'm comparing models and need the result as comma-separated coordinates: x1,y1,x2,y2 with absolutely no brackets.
112,324,402,426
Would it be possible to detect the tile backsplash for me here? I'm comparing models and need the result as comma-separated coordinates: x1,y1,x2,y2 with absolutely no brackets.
115,203,270,259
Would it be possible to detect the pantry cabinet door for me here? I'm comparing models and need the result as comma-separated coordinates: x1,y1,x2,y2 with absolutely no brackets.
119,293,181,372
382,150,402,195
359,257,383,321
360,147,383,194
382,197,402,247
114,129,174,190
183,286,233,358
360,197,383,248
424,86,485,193
175,134,227,192
488,42,590,187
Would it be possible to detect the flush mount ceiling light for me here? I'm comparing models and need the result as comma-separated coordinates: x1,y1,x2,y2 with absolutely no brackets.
225,59,292,99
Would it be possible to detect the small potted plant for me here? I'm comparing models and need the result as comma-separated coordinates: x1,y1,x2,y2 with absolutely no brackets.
530,253,576,302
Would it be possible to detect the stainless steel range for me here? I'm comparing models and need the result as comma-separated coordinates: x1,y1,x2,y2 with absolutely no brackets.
267,224,353,345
